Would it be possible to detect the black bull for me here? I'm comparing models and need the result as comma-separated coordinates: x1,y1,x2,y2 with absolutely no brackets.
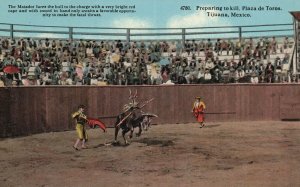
114,110,157,144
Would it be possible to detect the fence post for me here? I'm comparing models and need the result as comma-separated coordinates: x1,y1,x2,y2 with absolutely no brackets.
69,27,73,40
238,27,242,60
182,28,186,44
238,27,242,43
294,19,300,74
126,28,130,42
10,24,14,39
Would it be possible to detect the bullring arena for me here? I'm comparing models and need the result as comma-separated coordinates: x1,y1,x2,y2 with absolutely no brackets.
0,120,299,187
1,12,300,187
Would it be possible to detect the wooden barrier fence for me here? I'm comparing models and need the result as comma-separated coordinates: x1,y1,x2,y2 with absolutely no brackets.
0,84,300,137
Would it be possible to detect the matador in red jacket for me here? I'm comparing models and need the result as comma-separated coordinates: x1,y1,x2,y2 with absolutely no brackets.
192,96,206,128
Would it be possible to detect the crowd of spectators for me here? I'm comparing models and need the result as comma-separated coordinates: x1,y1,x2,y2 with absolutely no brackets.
0,36,298,87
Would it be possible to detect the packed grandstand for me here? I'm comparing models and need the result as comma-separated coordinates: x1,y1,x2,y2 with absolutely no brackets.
0,35,297,86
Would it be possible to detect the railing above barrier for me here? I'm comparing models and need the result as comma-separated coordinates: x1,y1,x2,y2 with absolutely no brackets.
0,22,294,43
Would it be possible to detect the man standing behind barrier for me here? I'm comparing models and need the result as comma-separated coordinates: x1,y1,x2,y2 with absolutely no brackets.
192,97,206,128
72,104,88,150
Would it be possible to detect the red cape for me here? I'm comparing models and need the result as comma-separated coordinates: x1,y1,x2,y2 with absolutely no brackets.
87,118,106,132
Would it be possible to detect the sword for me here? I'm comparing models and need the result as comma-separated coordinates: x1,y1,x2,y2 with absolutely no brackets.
204,112,236,114
198,112,236,115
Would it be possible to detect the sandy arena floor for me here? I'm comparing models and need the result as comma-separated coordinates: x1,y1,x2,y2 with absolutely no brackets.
0,121,299,187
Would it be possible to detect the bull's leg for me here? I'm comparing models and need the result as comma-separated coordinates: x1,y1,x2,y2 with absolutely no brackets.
148,118,152,129
129,126,134,139
143,117,150,131
141,121,146,131
114,116,122,143
144,121,148,131
136,123,142,137
114,126,120,142
122,129,130,145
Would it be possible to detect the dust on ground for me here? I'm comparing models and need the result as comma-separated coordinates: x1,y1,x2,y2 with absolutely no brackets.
0,121,299,187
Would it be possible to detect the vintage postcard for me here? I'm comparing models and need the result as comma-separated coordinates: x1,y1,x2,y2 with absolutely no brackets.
0,0,299,186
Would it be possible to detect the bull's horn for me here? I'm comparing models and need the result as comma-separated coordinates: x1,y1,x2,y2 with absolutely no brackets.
129,89,132,98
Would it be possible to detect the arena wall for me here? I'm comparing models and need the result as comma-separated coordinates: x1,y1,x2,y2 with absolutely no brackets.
0,84,300,137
